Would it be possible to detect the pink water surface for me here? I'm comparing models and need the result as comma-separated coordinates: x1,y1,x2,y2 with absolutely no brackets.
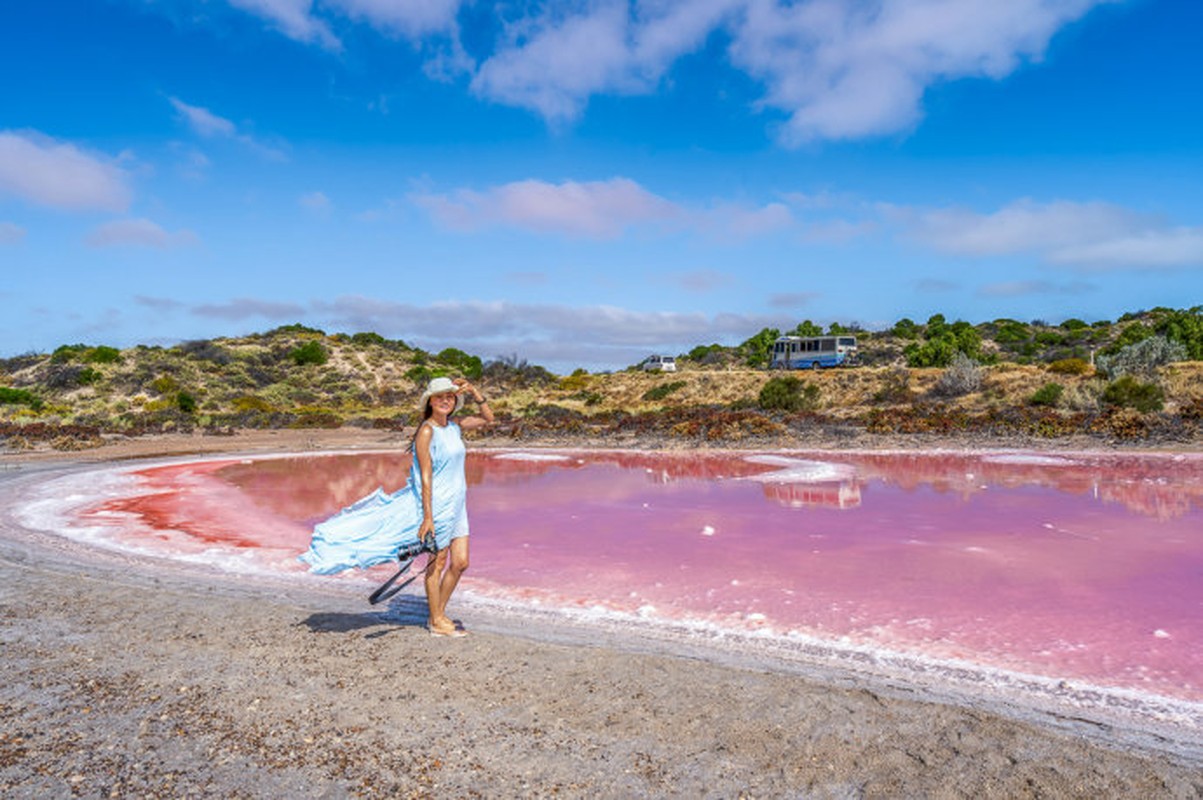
80,449,1203,702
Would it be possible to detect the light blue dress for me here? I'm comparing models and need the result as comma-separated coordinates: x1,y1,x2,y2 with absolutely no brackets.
298,421,470,574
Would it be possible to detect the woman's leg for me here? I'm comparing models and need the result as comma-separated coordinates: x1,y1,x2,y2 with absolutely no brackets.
433,536,470,627
424,549,448,629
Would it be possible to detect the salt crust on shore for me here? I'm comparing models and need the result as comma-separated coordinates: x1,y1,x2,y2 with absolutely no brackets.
2,429,1201,797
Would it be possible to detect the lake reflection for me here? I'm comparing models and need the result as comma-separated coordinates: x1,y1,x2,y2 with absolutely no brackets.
89,449,1203,701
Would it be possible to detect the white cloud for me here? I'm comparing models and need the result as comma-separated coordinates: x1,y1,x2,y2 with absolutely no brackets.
768,292,820,309
909,199,1203,270
413,177,807,240
704,202,793,238
979,280,1062,297
468,0,1104,141
299,190,332,213
730,0,1104,143
1049,228,1203,269
0,131,131,212
168,97,288,161
472,0,738,122
328,0,462,38
0,221,25,244
169,97,237,138
413,177,680,238
193,1,1107,145
134,295,188,312
910,199,1137,255
226,0,340,49
670,269,732,293
170,144,212,181
86,218,199,248
192,297,307,320
312,294,787,370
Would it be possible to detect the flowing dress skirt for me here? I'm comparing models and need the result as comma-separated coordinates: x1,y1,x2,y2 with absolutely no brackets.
298,421,470,574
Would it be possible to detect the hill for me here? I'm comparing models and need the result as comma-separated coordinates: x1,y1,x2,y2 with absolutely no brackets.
2,311,1202,451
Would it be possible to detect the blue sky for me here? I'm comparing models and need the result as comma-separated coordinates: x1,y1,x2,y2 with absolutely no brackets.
2,0,1201,373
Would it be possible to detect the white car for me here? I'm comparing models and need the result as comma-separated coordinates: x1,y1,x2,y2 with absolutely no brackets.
641,354,677,372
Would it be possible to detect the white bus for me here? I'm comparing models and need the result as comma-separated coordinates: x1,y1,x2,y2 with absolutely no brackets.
770,336,858,369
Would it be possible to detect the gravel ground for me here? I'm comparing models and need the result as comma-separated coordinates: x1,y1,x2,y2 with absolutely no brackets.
1,431,1201,798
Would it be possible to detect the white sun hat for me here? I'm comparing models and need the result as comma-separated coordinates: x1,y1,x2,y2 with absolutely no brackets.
419,376,464,414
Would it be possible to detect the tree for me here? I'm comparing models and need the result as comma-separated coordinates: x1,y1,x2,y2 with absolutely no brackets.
890,318,919,339
435,347,483,380
740,327,780,368
791,320,822,337
1154,307,1203,360
904,317,980,367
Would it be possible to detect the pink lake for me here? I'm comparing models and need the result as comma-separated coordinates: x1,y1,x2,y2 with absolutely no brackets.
43,449,1203,709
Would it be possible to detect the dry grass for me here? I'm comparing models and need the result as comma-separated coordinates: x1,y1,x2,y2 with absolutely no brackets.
511,365,1118,418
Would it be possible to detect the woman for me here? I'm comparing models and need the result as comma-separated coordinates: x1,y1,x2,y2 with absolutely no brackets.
299,376,494,637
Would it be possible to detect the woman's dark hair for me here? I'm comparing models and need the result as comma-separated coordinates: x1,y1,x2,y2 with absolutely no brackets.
409,395,455,452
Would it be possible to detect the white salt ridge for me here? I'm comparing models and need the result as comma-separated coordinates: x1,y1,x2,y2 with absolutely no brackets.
492,452,572,462
741,455,856,484
982,453,1077,466
13,465,323,583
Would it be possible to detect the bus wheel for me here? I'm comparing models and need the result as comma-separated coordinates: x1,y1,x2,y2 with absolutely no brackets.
811,361,821,370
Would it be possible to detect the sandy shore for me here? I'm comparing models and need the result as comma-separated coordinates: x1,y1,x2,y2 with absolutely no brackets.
2,430,1201,798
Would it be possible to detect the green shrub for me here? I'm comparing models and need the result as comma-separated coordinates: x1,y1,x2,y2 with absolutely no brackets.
567,391,603,406
1047,358,1091,376
1102,376,1164,413
50,344,88,364
434,347,483,380
290,341,328,366
271,323,325,336
992,320,1031,344
686,343,725,362
0,386,44,410
643,381,685,402
482,354,555,387
76,367,102,386
1102,322,1153,355
84,346,122,364
904,337,956,367
350,332,386,346
232,395,276,413
758,376,819,412
175,340,231,364
1029,383,1064,407
151,375,180,395
177,391,198,413
559,368,591,391
405,365,435,384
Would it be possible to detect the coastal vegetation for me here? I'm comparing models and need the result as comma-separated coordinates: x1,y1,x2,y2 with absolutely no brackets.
2,308,1202,450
